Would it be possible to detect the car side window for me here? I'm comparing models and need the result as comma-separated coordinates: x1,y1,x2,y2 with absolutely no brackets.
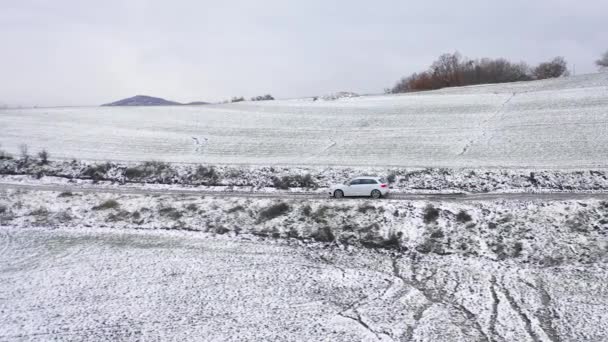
350,179,361,185
361,179,376,184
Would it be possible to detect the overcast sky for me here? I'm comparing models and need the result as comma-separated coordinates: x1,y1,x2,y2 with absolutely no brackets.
1,0,606,107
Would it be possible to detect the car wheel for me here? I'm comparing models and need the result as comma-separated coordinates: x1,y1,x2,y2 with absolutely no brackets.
334,190,344,198
371,190,381,199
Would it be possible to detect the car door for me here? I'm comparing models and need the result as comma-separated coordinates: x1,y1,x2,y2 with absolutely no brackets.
347,179,363,196
361,179,376,196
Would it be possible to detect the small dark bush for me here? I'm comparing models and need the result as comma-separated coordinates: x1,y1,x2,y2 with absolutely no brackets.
37,150,50,165
251,94,274,101
272,174,317,189
312,226,335,242
301,205,312,216
387,173,396,184
124,167,145,178
513,241,523,257
83,163,113,181
231,96,245,103
423,204,440,224
0,204,6,214
124,161,171,180
158,207,183,220
58,191,73,198
258,202,290,222
186,203,198,211
456,210,472,223
107,210,130,222
272,176,290,190
92,199,120,210
195,165,219,184
227,205,245,213
357,204,376,213
215,226,230,235
430,230,444,239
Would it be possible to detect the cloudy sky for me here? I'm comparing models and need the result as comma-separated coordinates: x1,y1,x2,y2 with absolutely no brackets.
1,0,606,107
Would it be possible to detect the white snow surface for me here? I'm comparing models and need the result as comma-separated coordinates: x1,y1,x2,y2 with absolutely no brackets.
1,73,607,168
1,226,607,341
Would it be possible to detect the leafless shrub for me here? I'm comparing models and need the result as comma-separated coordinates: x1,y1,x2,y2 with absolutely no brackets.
258,202,290,222
58,191,73,198
92,199,120,211
19,144,30,163
158,206,183,220
37,149,50,165
227,205,245,213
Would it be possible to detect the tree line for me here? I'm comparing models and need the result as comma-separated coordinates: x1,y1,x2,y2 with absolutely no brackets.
388,52,576,93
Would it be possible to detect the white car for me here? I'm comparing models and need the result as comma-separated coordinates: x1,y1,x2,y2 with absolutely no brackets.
329,177,389,199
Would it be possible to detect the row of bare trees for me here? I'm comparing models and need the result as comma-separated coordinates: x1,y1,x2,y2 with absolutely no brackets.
389,52,570,93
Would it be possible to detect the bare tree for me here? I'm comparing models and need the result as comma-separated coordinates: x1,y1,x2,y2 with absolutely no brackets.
19,144,29,163
597,50,608,69
533,57,569,80
38,149,50,165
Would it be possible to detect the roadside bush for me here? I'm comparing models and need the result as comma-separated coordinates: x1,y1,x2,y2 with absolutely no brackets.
194,165,219,184
83,162,113,181
272,174,317,189
423,204,440,224
0,204,6,214
58,191,73,198
92,199,120,211
387,173,397,184
456,210,472,223
258,202,290,222
124,161,171,180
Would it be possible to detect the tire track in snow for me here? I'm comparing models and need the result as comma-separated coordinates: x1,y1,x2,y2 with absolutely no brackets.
458,92,517,156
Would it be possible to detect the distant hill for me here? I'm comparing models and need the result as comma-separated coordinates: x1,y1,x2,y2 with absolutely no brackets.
102,95,181,106
101,95,209,107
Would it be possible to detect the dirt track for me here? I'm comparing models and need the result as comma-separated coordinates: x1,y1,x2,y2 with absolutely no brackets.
1,181,608,202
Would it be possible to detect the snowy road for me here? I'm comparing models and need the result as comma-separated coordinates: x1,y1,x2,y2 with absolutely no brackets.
1,227,607,341
1,181,608,202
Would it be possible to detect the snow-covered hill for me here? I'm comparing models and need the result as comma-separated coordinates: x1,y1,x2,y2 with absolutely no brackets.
1,73,607,168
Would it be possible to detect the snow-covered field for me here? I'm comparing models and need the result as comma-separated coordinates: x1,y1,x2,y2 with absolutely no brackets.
1,226,607,341
1,73,607,168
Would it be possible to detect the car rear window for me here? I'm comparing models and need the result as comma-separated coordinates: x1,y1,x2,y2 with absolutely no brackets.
379,178,387,184
363,179,377,184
